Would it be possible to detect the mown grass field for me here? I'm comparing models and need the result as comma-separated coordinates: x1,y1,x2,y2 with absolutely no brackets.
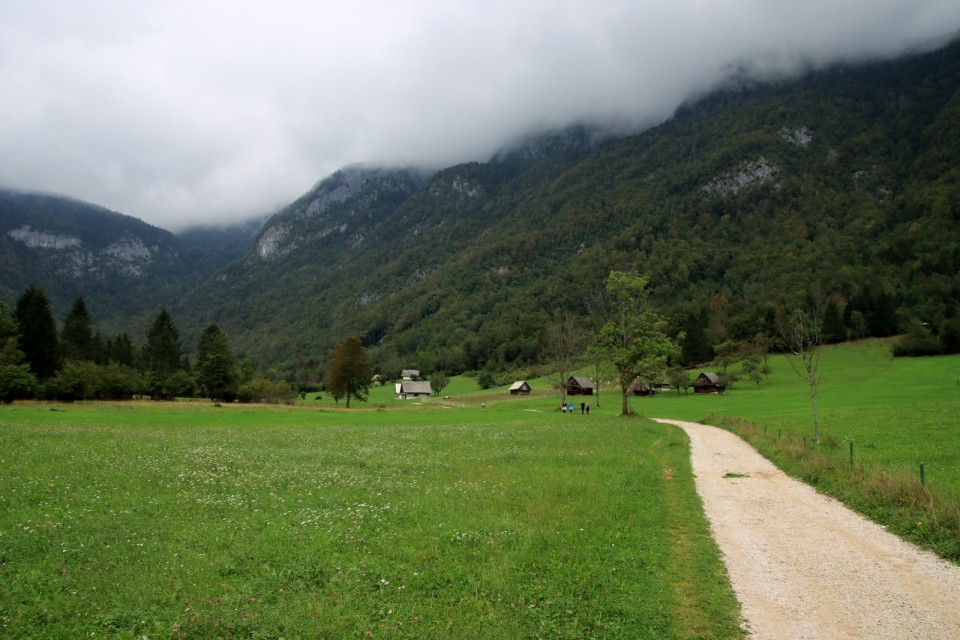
0,402,742,639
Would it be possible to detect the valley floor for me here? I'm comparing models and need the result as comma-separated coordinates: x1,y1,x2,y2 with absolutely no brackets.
655,419,960,640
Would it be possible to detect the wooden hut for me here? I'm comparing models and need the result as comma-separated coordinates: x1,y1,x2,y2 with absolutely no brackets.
565,376,595,396
693,372,725,394
628,377,655,396
509,380,532,395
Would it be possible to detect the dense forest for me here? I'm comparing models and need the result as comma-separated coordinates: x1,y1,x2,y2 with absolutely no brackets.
3,37,960,386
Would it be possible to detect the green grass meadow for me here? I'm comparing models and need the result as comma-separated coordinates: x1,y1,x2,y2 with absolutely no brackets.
3,337,959,638
0,401,741,639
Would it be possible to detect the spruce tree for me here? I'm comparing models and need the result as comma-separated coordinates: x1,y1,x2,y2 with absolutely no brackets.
61,297,95,362
196,323,237,402
13,285,60,381
144,309,183,377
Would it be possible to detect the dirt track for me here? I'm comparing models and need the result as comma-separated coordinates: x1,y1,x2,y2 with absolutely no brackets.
654,418,960,640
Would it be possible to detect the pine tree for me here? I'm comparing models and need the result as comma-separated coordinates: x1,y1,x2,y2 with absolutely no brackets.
196,324,237,402
144,309,182,377
61,297,95,362
323,336,372,408
144,309,185,399
13,285,60,381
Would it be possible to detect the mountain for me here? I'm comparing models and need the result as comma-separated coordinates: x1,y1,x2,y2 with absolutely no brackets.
176,37,960,376
4,37,960,379
0,190,258,336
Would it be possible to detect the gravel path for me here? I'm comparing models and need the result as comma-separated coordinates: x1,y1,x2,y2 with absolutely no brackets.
654,419,960,640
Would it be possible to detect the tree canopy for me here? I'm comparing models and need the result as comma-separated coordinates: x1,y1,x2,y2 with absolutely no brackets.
596,271,680,415
323,335,372,408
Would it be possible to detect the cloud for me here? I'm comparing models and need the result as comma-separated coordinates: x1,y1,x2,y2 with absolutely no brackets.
0,0,958,231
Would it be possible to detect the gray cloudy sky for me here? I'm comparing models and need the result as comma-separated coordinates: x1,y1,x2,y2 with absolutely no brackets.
1,1,958,231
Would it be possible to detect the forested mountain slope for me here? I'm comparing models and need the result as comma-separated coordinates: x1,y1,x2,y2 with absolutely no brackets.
0,190,258,336
179,37,960,376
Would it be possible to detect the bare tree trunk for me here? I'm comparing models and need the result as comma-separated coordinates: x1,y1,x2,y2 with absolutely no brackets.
780,309,823,444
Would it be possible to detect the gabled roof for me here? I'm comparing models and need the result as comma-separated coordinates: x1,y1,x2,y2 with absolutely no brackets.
401,369,420,378
509,380,531,391
694,372,723,385
399,380,432,395
567,376,595,389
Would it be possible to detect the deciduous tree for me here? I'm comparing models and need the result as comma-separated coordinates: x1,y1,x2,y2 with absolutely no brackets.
323,335,372,408
540,313,585,406
430,371,449,397
595,271,680,416
779,308,823,444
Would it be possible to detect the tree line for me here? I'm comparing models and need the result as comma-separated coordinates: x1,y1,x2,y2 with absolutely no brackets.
0,285,299,404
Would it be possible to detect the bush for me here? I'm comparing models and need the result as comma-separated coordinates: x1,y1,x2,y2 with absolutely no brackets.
43,360,99,401
892,324,942,357
146,370,197,400
237,378,296,404
43,361,145,401
0,363,38,403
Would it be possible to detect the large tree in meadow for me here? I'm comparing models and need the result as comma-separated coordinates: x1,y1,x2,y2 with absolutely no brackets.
323,335,372,408
596,271,679,416
195,323,237,402
13,285,60,381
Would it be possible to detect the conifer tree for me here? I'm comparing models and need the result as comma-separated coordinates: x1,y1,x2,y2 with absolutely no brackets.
196,323,237,401
144,309,182,377
13,285,60,381
61,297,95,362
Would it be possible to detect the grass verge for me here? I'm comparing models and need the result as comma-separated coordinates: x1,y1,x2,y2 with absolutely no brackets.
708,415,960,561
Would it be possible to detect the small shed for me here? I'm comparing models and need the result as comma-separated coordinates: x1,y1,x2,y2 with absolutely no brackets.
509,380,532,395
401,369,421,381
628,377,655,396
693,372,725,394
396,380,432,399
566,376,595,396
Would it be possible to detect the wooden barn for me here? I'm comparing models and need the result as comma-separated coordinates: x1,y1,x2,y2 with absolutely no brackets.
509,380,532,395
693,372,725,394
565,376,595,396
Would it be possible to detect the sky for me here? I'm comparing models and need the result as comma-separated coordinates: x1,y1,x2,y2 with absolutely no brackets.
1,1,959,232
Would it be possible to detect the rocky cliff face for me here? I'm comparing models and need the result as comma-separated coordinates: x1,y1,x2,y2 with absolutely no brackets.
7,224,158,277
253,165,426,261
